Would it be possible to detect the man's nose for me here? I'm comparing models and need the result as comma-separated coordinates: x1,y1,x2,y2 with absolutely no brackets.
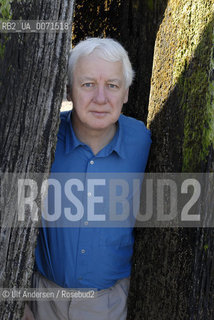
93,85,107,104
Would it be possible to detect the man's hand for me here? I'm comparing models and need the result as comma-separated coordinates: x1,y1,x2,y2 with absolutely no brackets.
21,303,35,320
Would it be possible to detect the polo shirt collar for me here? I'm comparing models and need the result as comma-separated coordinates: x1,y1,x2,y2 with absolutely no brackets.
65,111,84,154
110,115,126,159
65,110,126,159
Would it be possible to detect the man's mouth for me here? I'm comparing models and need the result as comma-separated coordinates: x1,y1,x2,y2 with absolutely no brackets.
91,111,108,117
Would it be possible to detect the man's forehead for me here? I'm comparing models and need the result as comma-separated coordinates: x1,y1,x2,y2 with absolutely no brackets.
74,55,124,82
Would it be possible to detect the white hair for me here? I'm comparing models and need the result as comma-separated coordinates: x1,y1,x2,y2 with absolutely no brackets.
67,37,135,89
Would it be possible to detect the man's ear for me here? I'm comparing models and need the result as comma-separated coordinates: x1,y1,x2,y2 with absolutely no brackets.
66,85,72,101
123,88,129,104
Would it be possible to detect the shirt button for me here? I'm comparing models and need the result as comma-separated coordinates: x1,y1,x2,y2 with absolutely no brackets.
90,160,94,165
84,221,88,226
88,192,92,197
81,249,86,254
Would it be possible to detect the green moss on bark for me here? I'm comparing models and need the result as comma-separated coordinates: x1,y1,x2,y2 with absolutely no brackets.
172,1,214,172
148,0,214,172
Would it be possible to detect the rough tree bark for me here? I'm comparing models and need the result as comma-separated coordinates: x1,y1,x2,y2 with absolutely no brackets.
119,0,168,122
0,0,74,318
127,1,214,319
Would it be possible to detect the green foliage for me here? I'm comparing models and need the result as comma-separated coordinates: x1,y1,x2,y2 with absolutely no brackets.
0,0,12,59
0,0,12,19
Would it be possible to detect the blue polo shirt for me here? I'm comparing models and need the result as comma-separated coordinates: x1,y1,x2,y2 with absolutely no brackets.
35,110,151,290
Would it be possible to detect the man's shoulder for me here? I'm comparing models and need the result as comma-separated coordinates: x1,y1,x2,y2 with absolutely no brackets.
119,114,151,140
119,114,151,170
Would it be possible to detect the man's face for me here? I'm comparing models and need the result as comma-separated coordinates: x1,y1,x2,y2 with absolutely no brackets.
69,52,129,133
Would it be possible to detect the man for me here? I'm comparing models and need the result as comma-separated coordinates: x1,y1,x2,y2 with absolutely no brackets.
23,37,151,320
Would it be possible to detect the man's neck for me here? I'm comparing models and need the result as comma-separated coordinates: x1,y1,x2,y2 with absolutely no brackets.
72,115,117,155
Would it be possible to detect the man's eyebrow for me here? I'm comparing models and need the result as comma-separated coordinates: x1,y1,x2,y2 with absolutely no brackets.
78,77,122,84
107,79,122,84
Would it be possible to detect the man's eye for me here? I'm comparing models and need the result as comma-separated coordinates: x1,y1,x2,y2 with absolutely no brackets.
108,84,118,89
83,83,94,87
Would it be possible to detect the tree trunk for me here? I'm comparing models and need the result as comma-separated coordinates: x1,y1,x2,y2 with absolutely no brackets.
127,1,214,319
119,0,168,123
0,1,74,318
